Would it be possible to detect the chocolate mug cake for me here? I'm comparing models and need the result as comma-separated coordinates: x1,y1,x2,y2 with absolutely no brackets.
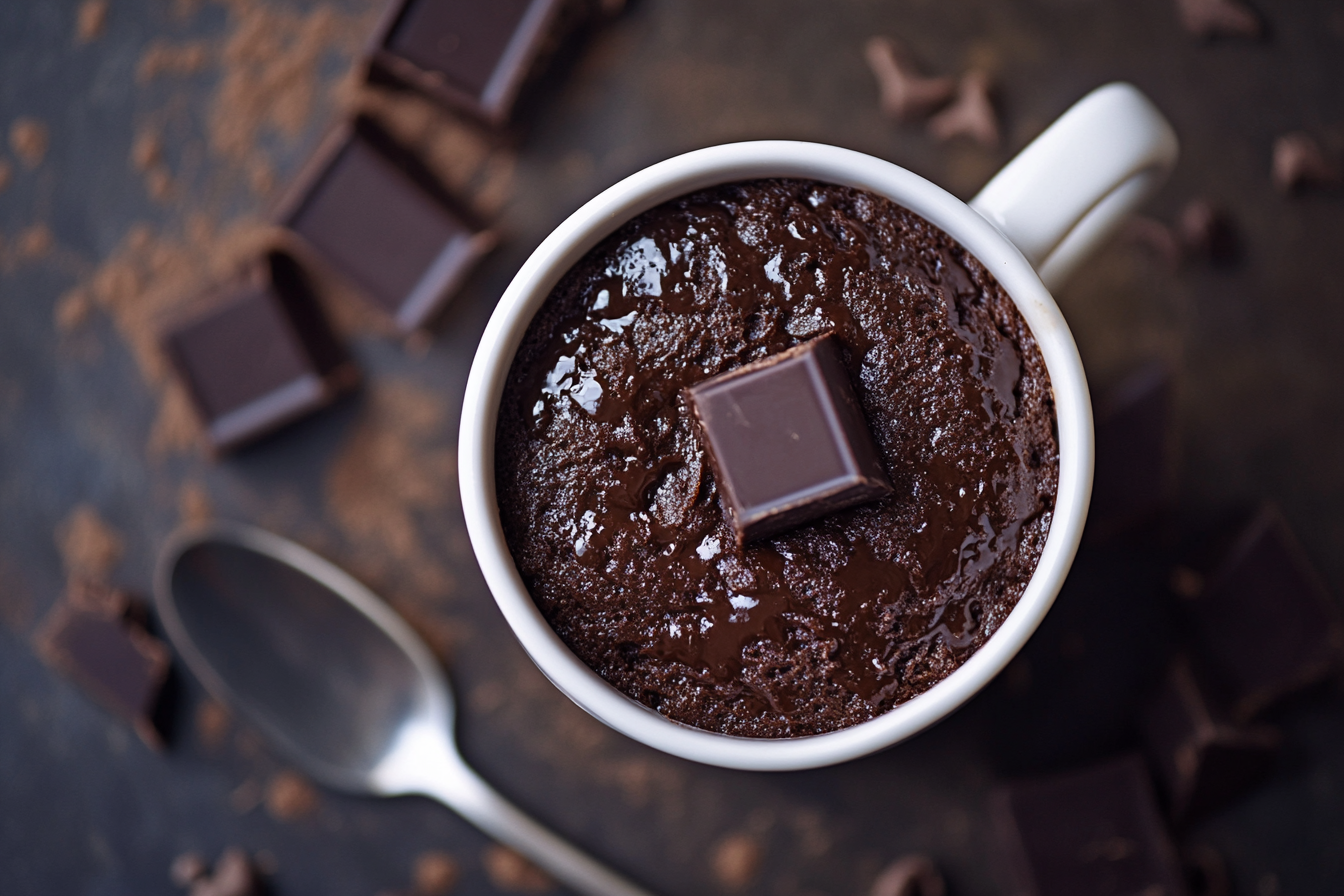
495,178,1059,738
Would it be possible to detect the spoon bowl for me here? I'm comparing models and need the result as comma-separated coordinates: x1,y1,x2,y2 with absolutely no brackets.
155,522,651,896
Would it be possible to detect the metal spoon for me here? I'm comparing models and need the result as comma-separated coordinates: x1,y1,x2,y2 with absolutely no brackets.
154,522,653,896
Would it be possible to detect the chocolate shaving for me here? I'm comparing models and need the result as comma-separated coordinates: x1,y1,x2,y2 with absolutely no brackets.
927,70,998,147
9,118,49,168
1272,132,1341,193
864,37,955,122
1176,0,1263,39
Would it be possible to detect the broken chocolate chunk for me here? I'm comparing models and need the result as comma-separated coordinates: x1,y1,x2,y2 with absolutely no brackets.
163,251,358,453
364,0,566,125
687,334,893,545
927,70,998,148
1141,657,1280,822
1182,504,1344,721
1088,362,1175,539
864,36,956,122
36,581,170,748
991,755,1188,896
276,117,496,333
1176,199,1241,266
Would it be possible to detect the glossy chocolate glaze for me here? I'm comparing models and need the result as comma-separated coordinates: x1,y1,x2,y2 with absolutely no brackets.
496,179,1059,737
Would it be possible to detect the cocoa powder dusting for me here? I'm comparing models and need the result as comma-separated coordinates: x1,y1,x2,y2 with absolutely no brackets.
412,851,459,896
264,770,318,821
324,382,457,597
178,481,214,524
55,505,124,582
482,846,554,893
136,40,211,83
0,160,11,192
16,224,54,261
9,119,48,169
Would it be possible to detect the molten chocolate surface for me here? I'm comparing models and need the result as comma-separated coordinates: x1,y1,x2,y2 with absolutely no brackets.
496,179,1059,737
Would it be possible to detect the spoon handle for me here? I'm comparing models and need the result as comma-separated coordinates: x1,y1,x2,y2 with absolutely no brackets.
418,750,656,896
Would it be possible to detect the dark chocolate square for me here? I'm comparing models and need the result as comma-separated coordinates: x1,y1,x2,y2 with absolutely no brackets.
1141,657,1279,822
365,0,565,124
163,251,358,453
1182,504,1344,721
37,582,170,749
687,334,892,545
1089,362,1175,539
991,756,1188,896
277,118,495,332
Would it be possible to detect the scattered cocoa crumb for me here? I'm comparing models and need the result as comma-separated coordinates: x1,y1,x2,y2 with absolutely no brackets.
55,505,124,582
869,855,945,896
1176,0,1262,39
1272,132,1341,193
711,834,762,890
864,37,955,122
187,848,260,896
264,769,318,821
324,382,456,597
228,778,261,814
194,699,231,750
170,851,209,887
76,0,109,44
482,846,553,893
0,160,11,192
178,481,214,525
9,118,49,168
137,40,212,83
145,167,174,202
927,70,998,147
1169,565,1205,599
16,224,54,261
150,382,206,458
55,289,94,331
413,851,459,895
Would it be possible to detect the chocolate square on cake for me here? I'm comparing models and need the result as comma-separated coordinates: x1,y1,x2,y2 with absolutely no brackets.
364,0,565,125
163,251,358,453
277,117,495,333
36,581,170,749
687,334,892,545
1181,504,1344,721
1141,657,1279,822
991,756,1187,896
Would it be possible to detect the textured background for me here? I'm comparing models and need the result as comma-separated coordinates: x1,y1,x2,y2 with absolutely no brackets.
1,1,1342,894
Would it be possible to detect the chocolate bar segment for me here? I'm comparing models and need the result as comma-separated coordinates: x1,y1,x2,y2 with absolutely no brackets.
365,0,565,125
277,117,495,332
163,251,358,453
1089,362,1174,538
687,334,892,545
36,582,170,748
1182,504,1344,721
1141,657,1279,822
991,756,1188,896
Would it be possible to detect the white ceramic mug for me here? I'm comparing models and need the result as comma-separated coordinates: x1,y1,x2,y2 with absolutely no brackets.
459,83,1179,771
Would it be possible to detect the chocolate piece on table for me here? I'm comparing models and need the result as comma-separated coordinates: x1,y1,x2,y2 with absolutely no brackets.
1141,657,1279,822
1271,132,1342,193
927,70,998,148
687,334,893,545
991,756,1188,896
163,251,358,453
1181,504,1344,721
36,581,170,748
863,37,955,122
1176,199,1241,266
1176,0,1263,40
1088,362,1174,538
276,117,496,333
364,0,565,125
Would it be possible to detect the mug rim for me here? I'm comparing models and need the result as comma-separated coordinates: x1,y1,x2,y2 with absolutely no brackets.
459,140,1093,771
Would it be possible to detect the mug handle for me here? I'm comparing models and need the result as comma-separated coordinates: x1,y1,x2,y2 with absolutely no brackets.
970,82,1179,292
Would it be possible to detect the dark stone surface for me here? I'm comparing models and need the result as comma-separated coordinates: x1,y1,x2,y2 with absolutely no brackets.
2,1,1343,895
